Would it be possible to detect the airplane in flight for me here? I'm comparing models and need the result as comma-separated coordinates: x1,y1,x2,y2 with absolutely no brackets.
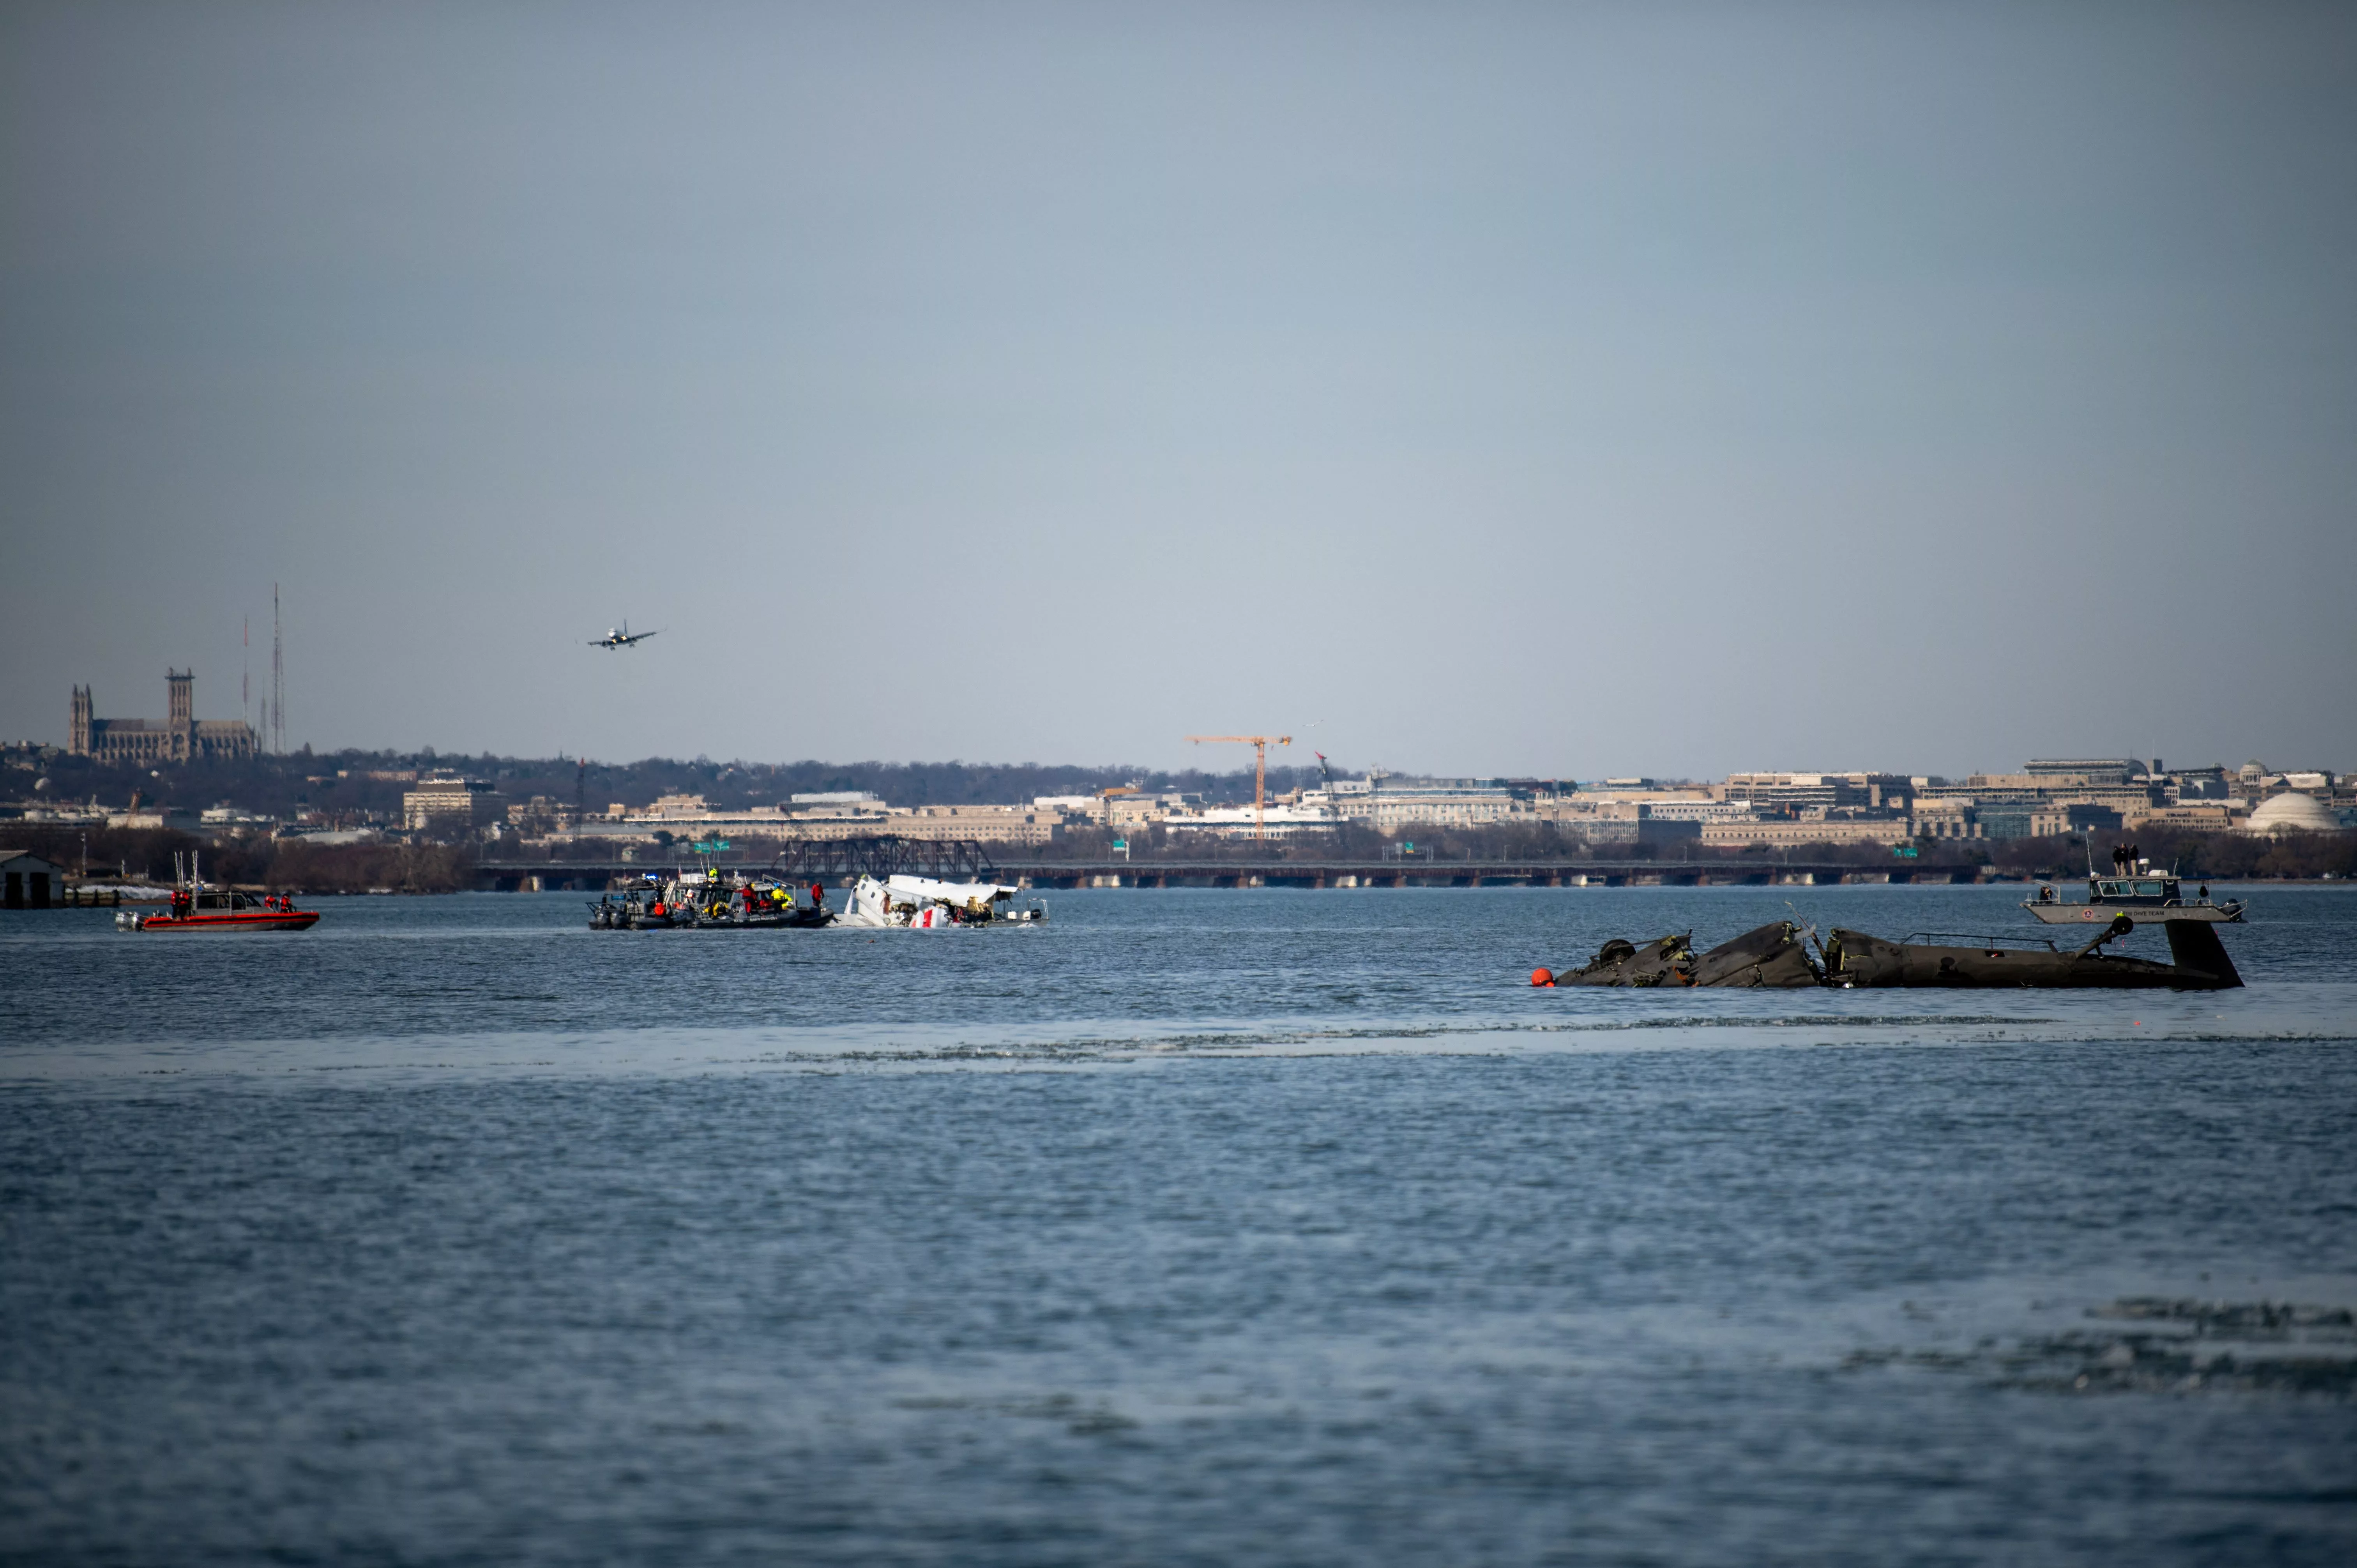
589,622,663,650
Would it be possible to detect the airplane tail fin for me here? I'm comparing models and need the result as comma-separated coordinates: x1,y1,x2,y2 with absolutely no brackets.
2164,920,2243,989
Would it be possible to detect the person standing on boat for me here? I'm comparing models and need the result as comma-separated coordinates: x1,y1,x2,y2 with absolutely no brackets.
808,881,825,911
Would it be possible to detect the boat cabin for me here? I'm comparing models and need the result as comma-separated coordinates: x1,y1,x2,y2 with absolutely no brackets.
2086,873,2182,906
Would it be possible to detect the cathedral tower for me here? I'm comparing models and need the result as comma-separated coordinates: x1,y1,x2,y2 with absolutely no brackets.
167,669,194,761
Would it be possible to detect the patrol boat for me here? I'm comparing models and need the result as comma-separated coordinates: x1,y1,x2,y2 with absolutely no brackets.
118,853,319,932
588,865,831,929
2024,851,2243,925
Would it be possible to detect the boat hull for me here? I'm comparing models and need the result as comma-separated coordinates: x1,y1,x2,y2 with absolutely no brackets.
682,909,834,930
591,908,831,930
2024,902,2241,925
128,911,320,932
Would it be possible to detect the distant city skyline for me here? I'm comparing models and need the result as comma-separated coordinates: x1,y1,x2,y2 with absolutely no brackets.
6,4,2353,776
24,681,2347,793
21,655,2355,781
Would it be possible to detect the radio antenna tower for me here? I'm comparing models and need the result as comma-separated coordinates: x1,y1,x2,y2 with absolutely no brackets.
242,616,251,732
270,583,285,755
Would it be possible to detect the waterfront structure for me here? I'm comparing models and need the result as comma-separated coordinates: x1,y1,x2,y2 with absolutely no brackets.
1910,800,1983,840
1162,802,1340,839
2171,765,2234,800
1722,772,1912,814
2026,758,2143,782
506,795,577,834
1634,800,1753,823
1974,807,2073,841
420,756,2351,851
1308,776,1532,830
1919,774,2161,818
1110,793,1194,826
1909,764,2170,838
107,804,196,830
1698,819,1916,849
69,673,257,764
2,850,66,908
891,805,1067,846
4,796,108,826
402,774,504,834
526,796,1075,847
1523,793,1738,848
2120,804,2236,832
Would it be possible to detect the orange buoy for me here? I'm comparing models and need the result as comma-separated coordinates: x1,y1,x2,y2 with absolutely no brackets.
1530,968,1554,987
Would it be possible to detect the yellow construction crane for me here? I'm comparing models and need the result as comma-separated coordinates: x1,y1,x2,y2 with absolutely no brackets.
1185,734,1292,839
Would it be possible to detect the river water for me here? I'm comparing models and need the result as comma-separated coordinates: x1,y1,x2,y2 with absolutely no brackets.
4,885,2353,1564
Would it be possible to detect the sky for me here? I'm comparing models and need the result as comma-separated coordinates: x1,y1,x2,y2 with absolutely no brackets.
4,1,2352,780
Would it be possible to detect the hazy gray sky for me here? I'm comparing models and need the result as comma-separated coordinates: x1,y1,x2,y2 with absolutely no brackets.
6,2,2352,779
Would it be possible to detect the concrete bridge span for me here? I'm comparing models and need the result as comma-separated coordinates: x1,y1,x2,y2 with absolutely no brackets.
472,857,2002,892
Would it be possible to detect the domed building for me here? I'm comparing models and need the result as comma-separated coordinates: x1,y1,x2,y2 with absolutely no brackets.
2239,791,2344,836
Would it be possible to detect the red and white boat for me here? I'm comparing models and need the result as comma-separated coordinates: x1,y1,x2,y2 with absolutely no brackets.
118,853,320,932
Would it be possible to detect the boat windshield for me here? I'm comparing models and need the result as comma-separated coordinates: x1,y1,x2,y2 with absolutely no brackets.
2094,879,2173,900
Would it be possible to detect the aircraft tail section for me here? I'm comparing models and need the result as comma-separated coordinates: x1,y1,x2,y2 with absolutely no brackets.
2163,919,2244,989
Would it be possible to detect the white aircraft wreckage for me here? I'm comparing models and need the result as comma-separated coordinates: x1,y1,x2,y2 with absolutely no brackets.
837,875,1048,929
589,870,1045,930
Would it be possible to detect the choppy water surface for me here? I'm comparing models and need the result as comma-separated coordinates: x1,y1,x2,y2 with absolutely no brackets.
4,885,2353,1564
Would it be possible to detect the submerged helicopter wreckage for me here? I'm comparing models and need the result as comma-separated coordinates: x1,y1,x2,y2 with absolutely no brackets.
1532,914,2243,991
